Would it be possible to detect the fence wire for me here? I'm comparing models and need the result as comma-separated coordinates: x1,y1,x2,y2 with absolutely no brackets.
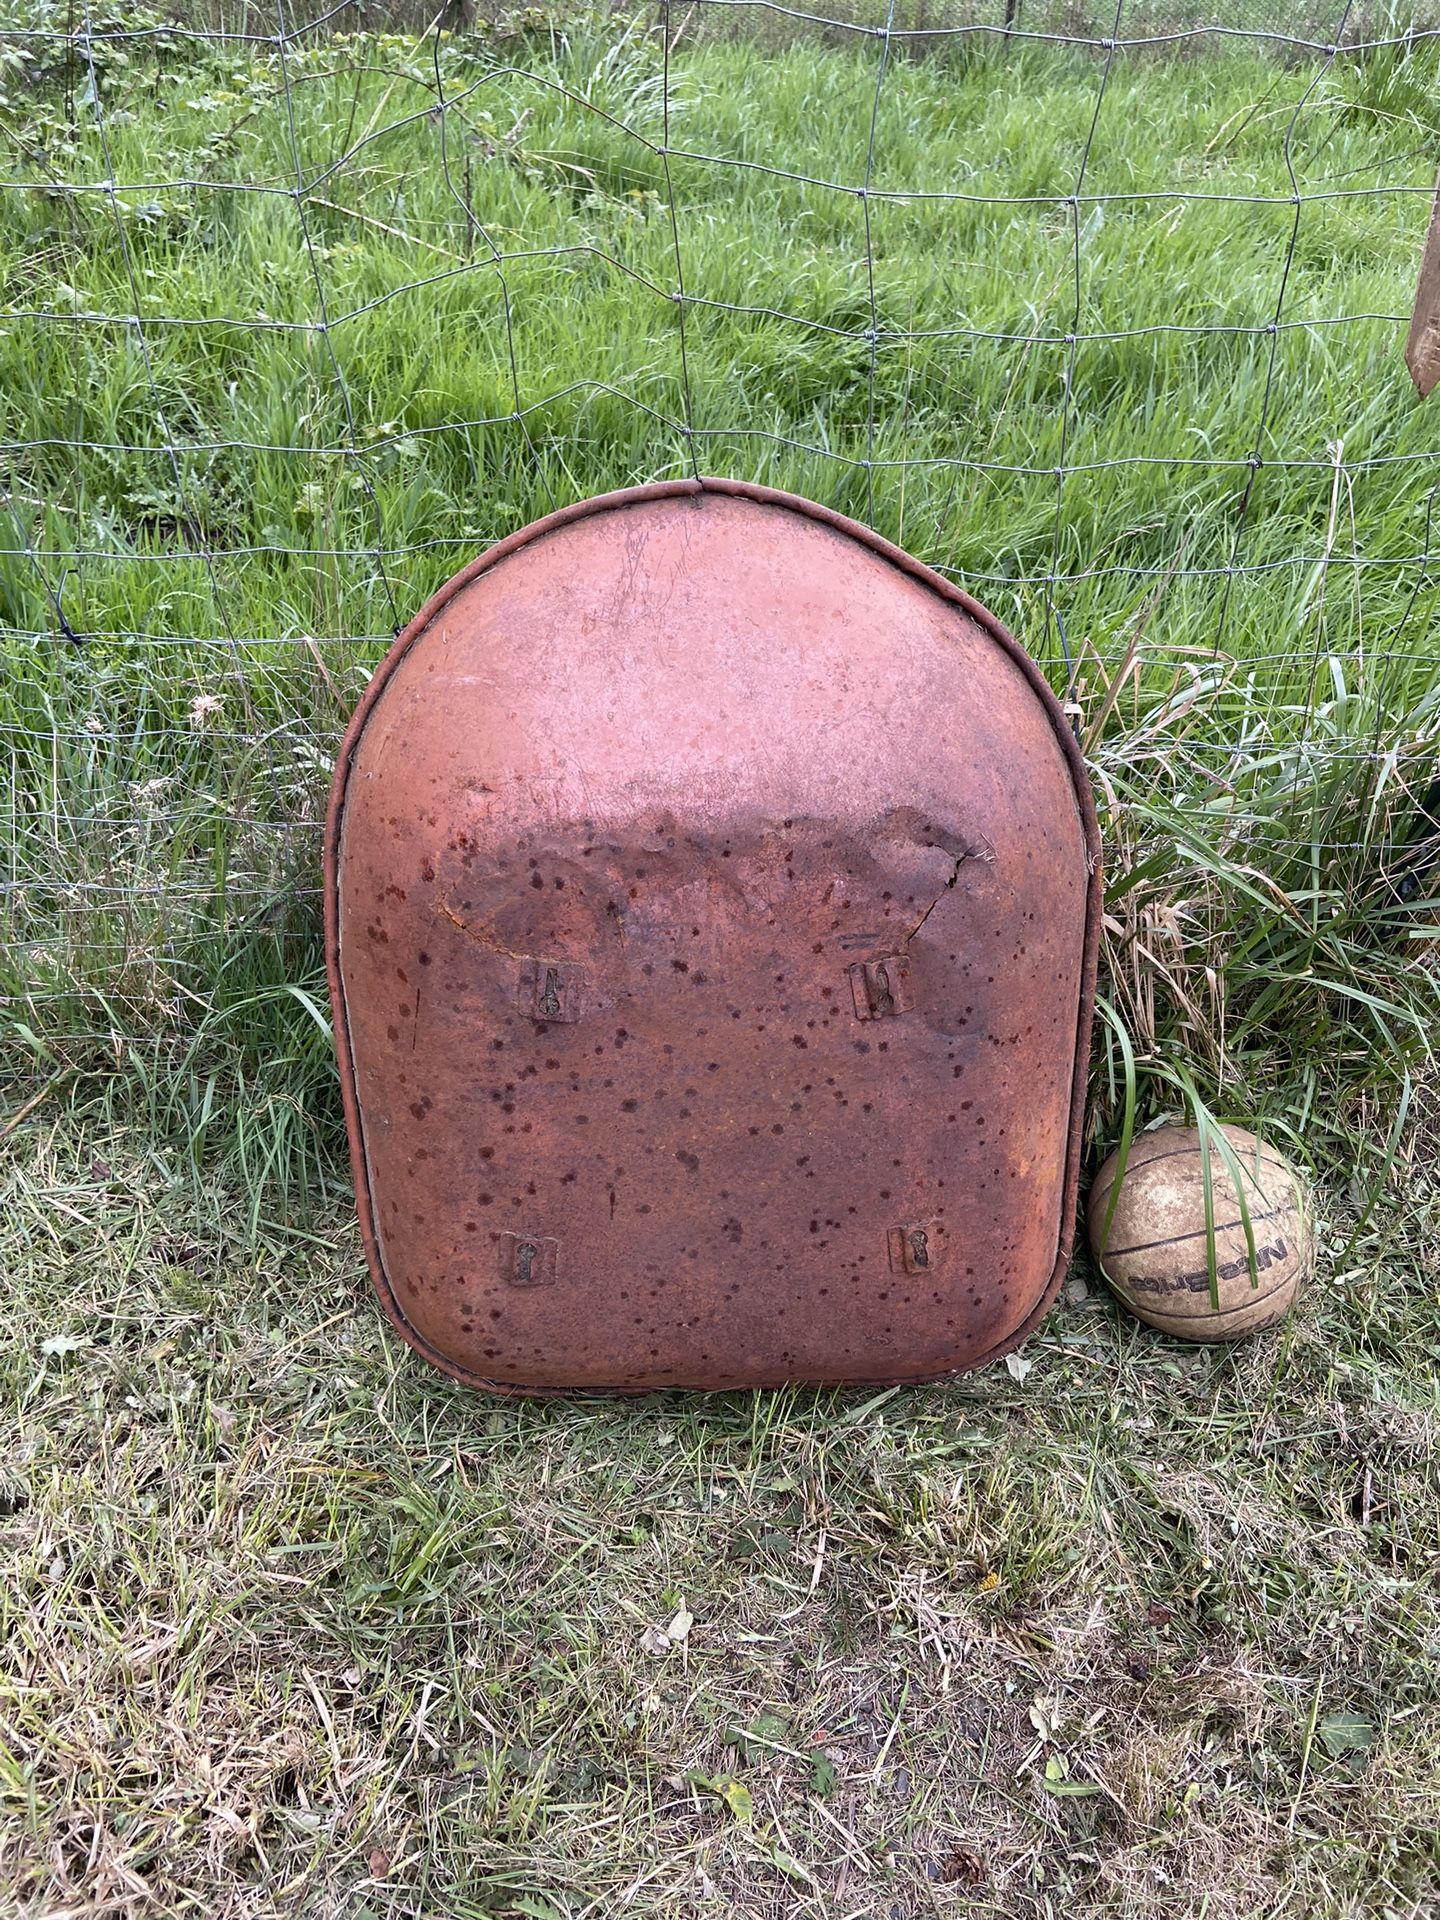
1,0,1438,1077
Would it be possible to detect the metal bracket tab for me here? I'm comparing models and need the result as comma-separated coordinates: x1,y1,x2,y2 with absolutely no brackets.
888,1221,944,1276
501,1231,560,1288
849,954,912,1020
520,958,586,1023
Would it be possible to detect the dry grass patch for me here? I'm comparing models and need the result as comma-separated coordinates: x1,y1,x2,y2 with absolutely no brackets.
1,1114,1437,1918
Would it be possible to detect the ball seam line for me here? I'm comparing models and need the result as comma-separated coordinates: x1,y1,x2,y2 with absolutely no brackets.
1097,1201,1296,1260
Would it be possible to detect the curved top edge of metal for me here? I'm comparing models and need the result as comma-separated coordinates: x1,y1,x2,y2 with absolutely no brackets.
330,477,1100,860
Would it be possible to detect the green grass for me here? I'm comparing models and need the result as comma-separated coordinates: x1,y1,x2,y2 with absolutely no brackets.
1,14,1439,1916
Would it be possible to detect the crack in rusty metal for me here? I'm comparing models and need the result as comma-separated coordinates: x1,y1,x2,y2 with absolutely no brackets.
436,891,532,963
905,853,967,944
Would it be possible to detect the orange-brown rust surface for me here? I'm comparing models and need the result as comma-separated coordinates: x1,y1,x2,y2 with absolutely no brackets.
325,480,1101,1393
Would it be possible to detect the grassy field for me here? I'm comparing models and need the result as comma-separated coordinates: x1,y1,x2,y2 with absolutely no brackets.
2,10,1439,1916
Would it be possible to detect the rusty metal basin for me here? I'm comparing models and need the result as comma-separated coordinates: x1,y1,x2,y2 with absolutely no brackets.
325,479,1101,1393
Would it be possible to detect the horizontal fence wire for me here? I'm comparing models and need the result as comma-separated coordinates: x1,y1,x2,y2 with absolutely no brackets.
2,0,1439,1077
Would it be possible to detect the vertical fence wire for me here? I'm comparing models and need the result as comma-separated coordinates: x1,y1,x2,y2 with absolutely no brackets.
1048,0,1122,685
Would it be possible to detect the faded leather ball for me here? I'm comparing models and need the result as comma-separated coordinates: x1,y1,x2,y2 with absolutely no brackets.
1087,1123,1311,1342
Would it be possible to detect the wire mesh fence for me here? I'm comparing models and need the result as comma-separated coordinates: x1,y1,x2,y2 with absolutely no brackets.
679,1,1440,45
2,0,1438,1144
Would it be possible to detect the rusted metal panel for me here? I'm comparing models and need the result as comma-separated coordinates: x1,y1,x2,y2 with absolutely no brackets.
324,479,1101,1394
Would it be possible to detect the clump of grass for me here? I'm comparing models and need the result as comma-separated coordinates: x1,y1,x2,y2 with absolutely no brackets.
1083,594,1440,1179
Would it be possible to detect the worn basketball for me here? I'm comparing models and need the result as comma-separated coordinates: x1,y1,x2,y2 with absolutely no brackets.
1087,1123,1311,1342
